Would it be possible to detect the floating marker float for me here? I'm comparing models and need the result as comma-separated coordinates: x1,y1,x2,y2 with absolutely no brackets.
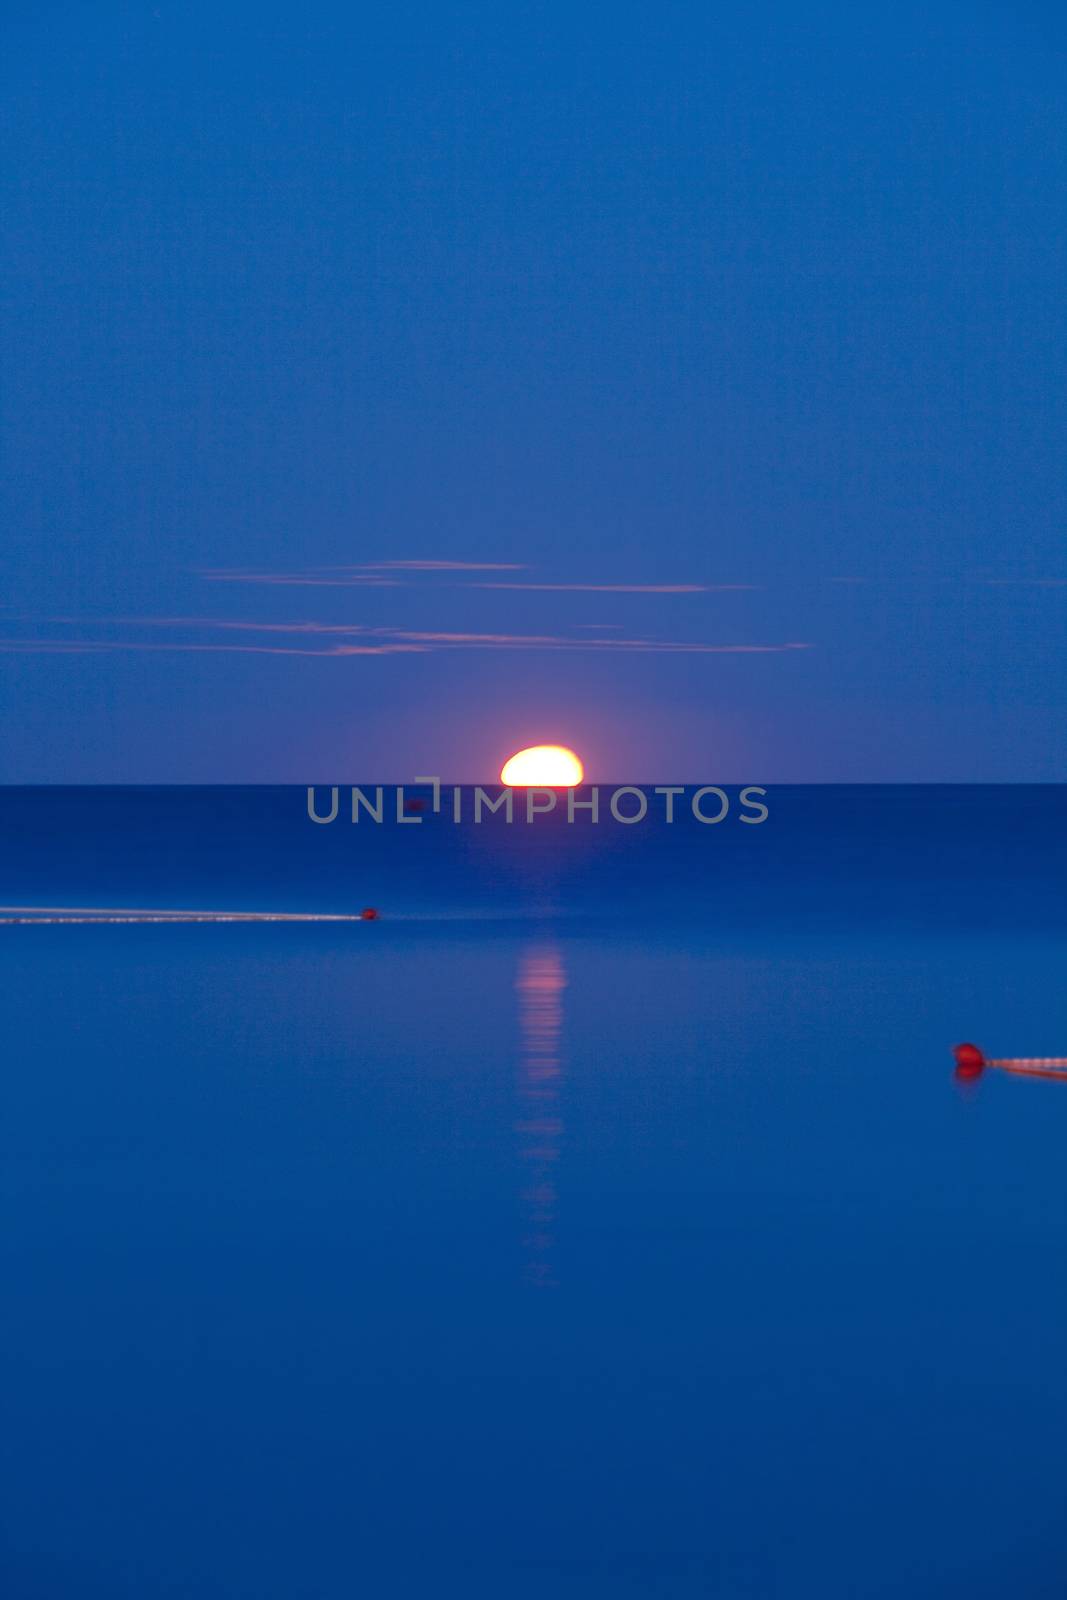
953,1043,1067,1081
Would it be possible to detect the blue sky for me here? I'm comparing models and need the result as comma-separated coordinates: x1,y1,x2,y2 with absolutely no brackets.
2,1,1065,781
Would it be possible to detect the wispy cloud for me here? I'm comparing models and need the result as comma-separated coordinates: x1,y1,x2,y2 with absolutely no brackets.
198,559,526,585
361,560,526,572
195,563,745,592
199,569,401,587
388,630,806,653
55,617,375,635
471,582,754,593
976,578,1066,588
0,636,423,657
6,615,812,658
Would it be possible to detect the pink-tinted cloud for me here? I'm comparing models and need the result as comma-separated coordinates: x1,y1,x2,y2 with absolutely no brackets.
5,615,811,657
471,582,754,593
362,560,527,572
56,617,373,635
977,577,1066,587
195,564,743,592
197,559,526,585
0,636,422,657
389,630,808,653
199,570,401,587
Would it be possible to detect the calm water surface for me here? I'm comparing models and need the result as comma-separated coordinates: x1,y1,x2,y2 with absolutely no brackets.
2,788,1066,1597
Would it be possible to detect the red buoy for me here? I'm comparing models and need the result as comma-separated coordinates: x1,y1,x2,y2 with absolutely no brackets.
360,907,380,921
953,1042,985,1078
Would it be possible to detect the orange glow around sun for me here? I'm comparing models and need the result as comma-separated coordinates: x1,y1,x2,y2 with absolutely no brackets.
500,745,584,786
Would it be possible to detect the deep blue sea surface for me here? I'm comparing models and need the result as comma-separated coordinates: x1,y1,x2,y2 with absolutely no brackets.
2,786,1066,1598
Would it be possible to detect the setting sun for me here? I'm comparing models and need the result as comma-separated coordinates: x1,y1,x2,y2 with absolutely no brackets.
500,745,584,786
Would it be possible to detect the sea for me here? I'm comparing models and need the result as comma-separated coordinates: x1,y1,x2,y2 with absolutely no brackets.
2,785,1066,1598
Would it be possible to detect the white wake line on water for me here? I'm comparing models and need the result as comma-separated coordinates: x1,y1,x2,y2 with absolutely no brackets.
0,905,586,926
0,905,373,924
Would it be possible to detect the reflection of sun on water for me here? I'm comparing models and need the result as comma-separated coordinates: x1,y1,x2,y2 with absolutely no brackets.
515,945,567,1288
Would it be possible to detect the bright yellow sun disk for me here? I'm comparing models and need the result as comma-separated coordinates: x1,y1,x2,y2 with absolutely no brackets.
500,745,584,787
